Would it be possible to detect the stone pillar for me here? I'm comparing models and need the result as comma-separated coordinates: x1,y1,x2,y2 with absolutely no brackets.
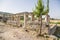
13,15,15,21
16,15,20,27
17,16,20,27
45,14,50,35
9,15,12,26
31,14,34,21
45,14,50,26
23,14,27,28
14,14,17,26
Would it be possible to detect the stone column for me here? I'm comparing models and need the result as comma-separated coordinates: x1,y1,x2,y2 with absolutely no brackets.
45,14,50,34
13,15,15,21
9,15,12,26
17,16,20,27
16,15,19,27
45,15,50,26
14,14,17,26
31,14,34,21
23,14,27,28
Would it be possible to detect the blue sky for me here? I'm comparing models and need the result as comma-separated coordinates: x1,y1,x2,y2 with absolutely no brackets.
0,0,60,19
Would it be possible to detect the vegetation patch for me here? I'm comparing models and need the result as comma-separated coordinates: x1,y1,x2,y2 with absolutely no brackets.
50,22,60,24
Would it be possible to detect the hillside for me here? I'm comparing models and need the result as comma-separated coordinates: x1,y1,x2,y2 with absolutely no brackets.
0,11,12,16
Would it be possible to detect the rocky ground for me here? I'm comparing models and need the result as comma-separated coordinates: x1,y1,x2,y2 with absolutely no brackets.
0,22,57,40
0,22,47,40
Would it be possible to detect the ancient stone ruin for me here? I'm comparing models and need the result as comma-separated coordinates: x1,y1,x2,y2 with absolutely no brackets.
0,12,58,40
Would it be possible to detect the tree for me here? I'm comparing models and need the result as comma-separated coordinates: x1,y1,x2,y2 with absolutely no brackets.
33,0,44,17
42,0,49,15
33,0,49,35
33,0,44,35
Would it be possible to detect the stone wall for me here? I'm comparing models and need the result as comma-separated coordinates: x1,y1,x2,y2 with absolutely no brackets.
49,24,57,35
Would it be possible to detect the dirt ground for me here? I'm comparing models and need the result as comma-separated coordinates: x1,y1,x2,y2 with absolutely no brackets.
0,22,47,40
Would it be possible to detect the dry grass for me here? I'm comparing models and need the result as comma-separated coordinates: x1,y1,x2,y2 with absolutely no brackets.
50,20,60,26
